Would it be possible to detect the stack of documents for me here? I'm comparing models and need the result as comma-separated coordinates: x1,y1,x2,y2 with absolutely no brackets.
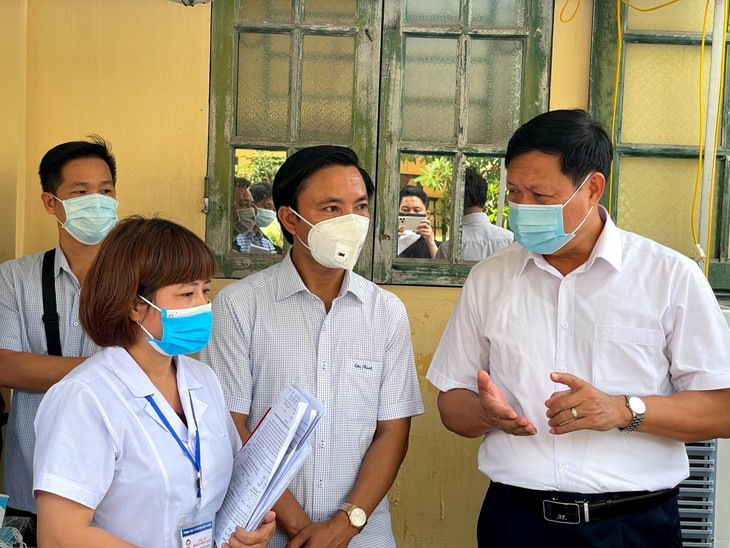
214,383,325,544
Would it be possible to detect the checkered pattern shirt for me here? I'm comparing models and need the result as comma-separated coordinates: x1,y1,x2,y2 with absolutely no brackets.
201,253,424,548
0,245,100,512
235,231,276,253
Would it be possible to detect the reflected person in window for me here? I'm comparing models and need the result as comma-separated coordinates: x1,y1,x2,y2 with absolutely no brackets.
202,145,424,548
233,179,275,254
397,185,438,258
249,182,281,253
427,109,730,547
436,167,513,261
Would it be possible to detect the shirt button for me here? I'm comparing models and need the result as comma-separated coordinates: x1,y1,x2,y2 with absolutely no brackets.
560,367,567,373
320,441,325,449
559,462,568,468
73,321,79,327
321,363,326,369
561,322,569,329
564,281,571,288
318,479,324,488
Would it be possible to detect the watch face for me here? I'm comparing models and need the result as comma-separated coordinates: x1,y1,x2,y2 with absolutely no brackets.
628,396,646,415
350,508,367,527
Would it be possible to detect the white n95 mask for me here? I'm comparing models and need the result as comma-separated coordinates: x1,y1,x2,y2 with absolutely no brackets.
289,207,370,270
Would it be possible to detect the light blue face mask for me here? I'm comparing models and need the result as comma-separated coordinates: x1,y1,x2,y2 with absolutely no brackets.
508,173,593,255
53,193,118,245
254,208,277,228
137,295,213,356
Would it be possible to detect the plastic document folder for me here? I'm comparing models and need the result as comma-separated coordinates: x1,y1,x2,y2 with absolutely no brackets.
214,383,325,545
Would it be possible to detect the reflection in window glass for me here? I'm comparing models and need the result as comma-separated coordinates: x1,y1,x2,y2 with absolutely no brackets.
437,157,513,262
397,154,453,259
232,149,287,255
402,38,458,144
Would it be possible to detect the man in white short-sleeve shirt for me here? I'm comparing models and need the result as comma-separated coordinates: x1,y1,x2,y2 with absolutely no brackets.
436,167,513,261
427,109,730,548
202,146,424,548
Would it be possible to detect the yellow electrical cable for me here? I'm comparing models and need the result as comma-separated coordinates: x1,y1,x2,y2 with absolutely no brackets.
560,0,582,23
703,0,729,278
621,0,682,12
690,0,712,248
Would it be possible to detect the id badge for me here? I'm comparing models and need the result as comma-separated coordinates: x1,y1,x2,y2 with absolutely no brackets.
179,515,214,548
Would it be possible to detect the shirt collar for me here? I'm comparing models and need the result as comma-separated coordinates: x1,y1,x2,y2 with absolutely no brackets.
462,212,490,225
106,346,203,399
517,206,622,276
275,251,367,304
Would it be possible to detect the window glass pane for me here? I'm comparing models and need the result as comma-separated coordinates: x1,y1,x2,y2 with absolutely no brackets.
439,157,511,262
617,156,700,257
622,43,711,146
239,0,291,22
402,37,458,144
626,0,713,32
397,154,453,260
305,0,356,24
233,149,287,255
300,35,355,142
237,33,290,141
405,0,460,25
471,0,526,28
468,39,523,145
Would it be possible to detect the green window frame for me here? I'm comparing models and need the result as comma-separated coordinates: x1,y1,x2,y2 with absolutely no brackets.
590,1,730,294
206,1,552,285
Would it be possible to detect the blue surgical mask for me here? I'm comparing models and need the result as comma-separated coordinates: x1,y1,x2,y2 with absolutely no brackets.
137,295,213,356
255,208,277,228
508,173,593,255
53,193,118,245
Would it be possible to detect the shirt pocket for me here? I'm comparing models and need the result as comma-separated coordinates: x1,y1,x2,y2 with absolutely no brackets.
340,359,381,422
592,325,664,394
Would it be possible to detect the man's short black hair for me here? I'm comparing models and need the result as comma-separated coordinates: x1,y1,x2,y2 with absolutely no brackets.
464,167,487,209
250,182,273,203
272,146,374,244
399,185,429,209
505,109,613,187
39,135,116,194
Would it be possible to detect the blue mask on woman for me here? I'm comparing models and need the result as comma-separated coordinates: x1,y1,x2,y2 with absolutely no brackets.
508,173,593,255
137,296,213,356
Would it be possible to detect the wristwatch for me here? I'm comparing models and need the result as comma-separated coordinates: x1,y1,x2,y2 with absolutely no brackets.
619,395,646,433
338,502,367,530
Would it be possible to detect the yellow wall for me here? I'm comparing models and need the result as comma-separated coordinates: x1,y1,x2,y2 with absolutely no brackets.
1,1,593,546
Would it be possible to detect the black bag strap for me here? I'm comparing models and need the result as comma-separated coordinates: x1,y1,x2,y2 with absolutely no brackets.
41,248,62,356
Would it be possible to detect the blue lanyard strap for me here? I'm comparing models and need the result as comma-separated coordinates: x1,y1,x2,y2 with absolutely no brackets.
145,394,201,497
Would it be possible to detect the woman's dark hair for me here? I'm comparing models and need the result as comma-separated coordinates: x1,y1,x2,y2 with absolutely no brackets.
80,216,217,347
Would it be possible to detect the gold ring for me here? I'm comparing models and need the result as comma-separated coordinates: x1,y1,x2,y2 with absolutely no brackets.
570,407,578,420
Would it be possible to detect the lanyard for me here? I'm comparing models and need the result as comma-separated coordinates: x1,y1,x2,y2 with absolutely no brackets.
145,393,202,498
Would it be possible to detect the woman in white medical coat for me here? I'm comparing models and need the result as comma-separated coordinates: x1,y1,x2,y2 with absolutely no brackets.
33,216,275,548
